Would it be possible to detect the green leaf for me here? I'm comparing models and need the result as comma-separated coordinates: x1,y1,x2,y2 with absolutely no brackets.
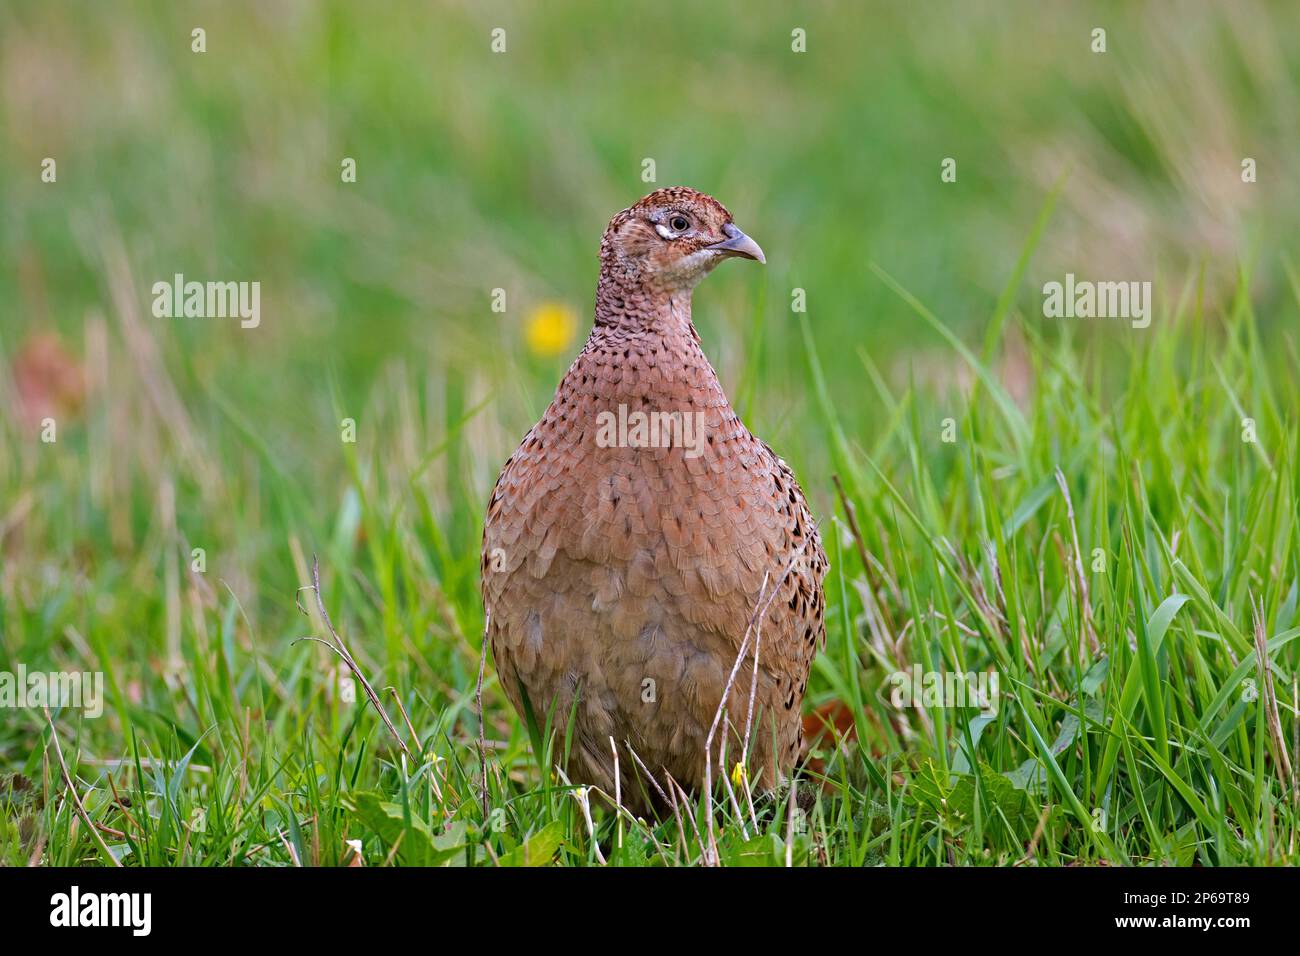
345,791,463,866
496,821,565,867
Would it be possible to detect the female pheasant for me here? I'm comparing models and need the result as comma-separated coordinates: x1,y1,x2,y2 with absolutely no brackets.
481,187,826,814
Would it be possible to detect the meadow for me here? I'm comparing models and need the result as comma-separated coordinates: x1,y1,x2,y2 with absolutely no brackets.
2,1,1298,866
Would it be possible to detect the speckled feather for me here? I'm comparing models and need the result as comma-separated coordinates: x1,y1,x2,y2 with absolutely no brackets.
481,187,826,814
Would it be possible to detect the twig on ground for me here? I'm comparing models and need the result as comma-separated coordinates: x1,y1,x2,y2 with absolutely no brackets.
703,530,814,863
388,686,421,750
44,708,121,867
1254,595,1294,788
624,739,672,809
742,574,770,767
609,736,624,850
665,772,708,864
660,772,690,863
295,556,409,757
784,777,797,867
1016,802,1054,866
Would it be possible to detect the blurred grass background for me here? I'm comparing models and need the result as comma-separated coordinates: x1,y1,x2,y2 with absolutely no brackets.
2,1,1299,865
5,1,1297,470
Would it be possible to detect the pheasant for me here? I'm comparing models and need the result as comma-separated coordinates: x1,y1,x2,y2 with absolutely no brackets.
481,187,827,814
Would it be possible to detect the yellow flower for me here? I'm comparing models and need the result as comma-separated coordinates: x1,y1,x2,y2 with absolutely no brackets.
525,302,578,358
731,761,749,788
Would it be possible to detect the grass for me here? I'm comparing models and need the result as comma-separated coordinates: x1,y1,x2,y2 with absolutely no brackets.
2,2,1299,866
5,258,1298,866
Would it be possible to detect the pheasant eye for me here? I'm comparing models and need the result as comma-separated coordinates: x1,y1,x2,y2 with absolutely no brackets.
669,215,689,232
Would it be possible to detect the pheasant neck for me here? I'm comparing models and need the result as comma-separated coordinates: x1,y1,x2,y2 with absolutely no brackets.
576,274,730,419
593,268,694,335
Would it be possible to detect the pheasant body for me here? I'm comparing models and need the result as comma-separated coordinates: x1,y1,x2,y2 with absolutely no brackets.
481,188,826,813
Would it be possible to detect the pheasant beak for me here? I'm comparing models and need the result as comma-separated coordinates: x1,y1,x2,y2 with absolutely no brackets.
708,223,766,264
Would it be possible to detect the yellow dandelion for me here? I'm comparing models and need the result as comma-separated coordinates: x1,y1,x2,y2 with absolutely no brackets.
525,302,578,358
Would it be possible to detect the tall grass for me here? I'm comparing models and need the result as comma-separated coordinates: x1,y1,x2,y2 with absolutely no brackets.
4,255,1297,865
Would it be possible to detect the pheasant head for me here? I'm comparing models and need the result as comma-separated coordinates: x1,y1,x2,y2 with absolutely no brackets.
595,187,764,325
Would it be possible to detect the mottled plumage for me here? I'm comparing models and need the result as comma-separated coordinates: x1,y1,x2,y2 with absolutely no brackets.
481,187,826,814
